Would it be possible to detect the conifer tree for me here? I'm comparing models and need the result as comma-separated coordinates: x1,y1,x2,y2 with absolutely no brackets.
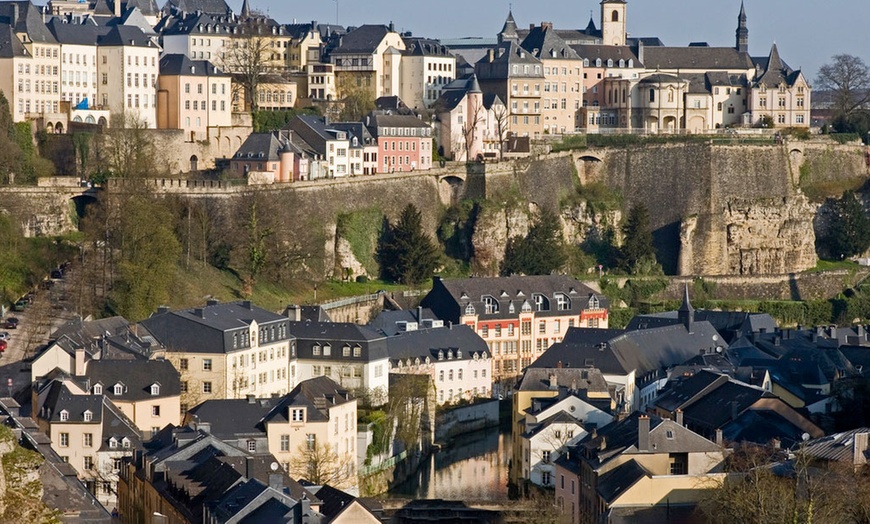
826,190,870,259
376,204,439,285
501,209,566,276
618,203,657,272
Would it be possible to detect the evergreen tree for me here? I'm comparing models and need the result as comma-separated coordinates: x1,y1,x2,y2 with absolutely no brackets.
376,204,440,285
501,209,565,276
826,190,870,259
618,203,657,272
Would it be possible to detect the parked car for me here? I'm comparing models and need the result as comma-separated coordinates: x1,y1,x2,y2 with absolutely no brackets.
4,318,19,329
12,300,28,312
0,340,6,352
0,332,9,341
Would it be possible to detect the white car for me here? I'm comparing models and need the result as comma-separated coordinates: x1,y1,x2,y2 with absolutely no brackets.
0,332,9,341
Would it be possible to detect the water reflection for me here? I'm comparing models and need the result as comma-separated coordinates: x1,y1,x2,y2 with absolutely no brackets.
390,426,511,501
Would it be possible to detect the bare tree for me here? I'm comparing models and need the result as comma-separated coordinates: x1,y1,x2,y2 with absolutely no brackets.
461,96,486,163
288,441,356,490
98,112,158,179
221,18,276,112
817,54,870,120
492,100,510,161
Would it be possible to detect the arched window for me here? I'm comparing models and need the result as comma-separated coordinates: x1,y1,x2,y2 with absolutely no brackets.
611,10,619,22
649,88,656,103
668,88,675,103
595,58,602,67
190,155,198,171
607,59,613,67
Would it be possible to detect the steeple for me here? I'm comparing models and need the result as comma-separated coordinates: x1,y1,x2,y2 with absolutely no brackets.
678,284,694,333
498,10,519,45
766,43,782,72
736,1,749,54
240,0,251,18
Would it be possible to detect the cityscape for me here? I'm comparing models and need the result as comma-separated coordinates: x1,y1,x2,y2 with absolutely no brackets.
0,0,867,523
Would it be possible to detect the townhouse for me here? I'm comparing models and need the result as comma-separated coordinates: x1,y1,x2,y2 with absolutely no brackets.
139,300,296,411
435,74,507,162
157,54,232,140
96,25,159,126
46,19,102,113
285,114,353,177
399,36,456,110
230,129,307,182
475,41,544,138
364,111,433,173
421,275,609,387
327,23,406,100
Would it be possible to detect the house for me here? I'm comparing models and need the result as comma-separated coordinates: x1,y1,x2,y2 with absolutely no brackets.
139,300,296,410
287,318,389,404
510,367,613,488
96,25,159,127
285,21,323,71
230,130,305,182
117,426,321,523
184,376,359,491
399,36,456,110
364,110,433,173
34,379,141,510
384,323,491,405
157,54,232,141
553,413,728,524
46,18,105,119
475,40,544,138
326,23,406,100
421,275,609,387
329,121,379,175
800,428,869,470
521,411,588,488
434,74,507,161
284,114,353,177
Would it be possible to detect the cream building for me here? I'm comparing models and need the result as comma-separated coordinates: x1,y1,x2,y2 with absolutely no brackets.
47,19,100,113
157,54,232,141
97,25,159,126
139,300,296,414
329,23,406,100
399,37,456,110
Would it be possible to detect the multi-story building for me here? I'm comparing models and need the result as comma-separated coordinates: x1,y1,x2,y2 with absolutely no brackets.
385,323,491,405
364,111,433,173
159,11,235,62
331,121,379,175
475,41,544,138
230,129,307,182
574,44,642,131
139,300,296,412
34,379,141,510
46,19,101,113
285,114,353,177
421,275,609,387
521,23,584,134
748,44,811,128
287,315,389,404
327,23,406,100
435,74,507,162
285,21,322,71
157,54,232,140
185,376,359,489
307,62,336,102
400,37,456,110
97,25,159,126
554,413,727,523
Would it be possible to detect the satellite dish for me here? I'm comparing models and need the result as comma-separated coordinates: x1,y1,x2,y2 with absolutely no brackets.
270,462,279,471
802,433,810,442
712,335,719,342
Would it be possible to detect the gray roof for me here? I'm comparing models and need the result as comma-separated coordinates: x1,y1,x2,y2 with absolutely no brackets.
403,36,453,58
233,131,289,162
84,359,181,400
331,24,391,54
0,2,56,43
46,18,107,45
364,112,430,137
516,367,610,394
140,301,292,355
385,325,488,364
801,429,870,463
368,308,437,336
160,53,225,76
162,0,232,16
596,459,648,504
571,43,641,66
97,24,153,46
475,41,544,81
643,46,754,70
520,25,580,61
0,22,27,58
289,320,388,362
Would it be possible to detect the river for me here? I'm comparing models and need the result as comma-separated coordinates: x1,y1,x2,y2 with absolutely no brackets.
388,426,512,501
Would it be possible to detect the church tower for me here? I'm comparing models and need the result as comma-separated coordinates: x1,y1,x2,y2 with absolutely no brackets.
601,0,627,46
498,10,519,45
736,1,749,53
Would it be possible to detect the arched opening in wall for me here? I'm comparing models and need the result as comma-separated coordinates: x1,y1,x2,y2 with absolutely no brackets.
611,10,619,22
440,175,465,205
73,116,83,123
224,136,231,155
789,148,803,164
689,116,705,134
70,194,99,231
653,221,681,276
85,115,96,124
98,117,107,127
55,122,64,134
190,155,199,172
576,155,603,184
663,116,677,133
46,122,54,134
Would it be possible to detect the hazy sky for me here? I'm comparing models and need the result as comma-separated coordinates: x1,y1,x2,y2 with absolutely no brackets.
228,0,868,80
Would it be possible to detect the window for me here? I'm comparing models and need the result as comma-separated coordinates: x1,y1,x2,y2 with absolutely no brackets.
353,346,361,357
179,358,189,370
113,458,122,471
306,433,316,450
152,406,161,417
280,434,290,451
150,384,160,396
60,433,69,447
458,369,463,380
439,370,444,381
113,383,124,395
542,450,551,463
247,440,256,452
202,359,212,371
180,381,188,393
84,456,94,470
343,345,351,357
542,471,551,485
323,344,331,356
291,408,304,422
539,321,546,334
202,382,212,393
84,433,93,447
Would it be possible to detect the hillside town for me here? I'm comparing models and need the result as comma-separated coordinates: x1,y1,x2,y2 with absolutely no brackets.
0,0,868,523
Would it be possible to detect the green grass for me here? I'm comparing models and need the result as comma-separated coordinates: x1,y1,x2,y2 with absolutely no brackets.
806,259,861,273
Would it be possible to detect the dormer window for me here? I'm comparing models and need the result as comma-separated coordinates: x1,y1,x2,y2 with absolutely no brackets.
482,295,499,314
150,383,160,396
313,344,321,356
291,408,305,422
113,383,124,396
521,300,532,313
122,438,131,448
59,410,69,422
588,295,600,309
508,302,516,314
93,384,103,395
109,438,118,449
555,293,571,311
438,350,444,361
83,410,92,422
464,303,475,315
447,350,453,359
533,294,550,312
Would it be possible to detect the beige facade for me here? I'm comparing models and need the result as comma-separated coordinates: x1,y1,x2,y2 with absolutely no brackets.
60,43,97,110
601,0,627,47
157,57,233,141
97,37,159,127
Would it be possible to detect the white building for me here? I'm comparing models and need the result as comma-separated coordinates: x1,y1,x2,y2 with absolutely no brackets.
399,37,456,110
97,25,159,127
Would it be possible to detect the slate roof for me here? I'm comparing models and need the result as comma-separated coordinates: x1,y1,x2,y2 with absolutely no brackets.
185,397,274,439
403,37,452,58
522,410,584,440
260,376,355,425
159,54,226,76
288,319,388,362
368,307,438,337
475,41,544,81
39,381,103,424
570,43,641,67
331,24,391,55
800,428,870,463
0,22,26,58
754,44,800,88
285,115,346,156
643,46,754,71
46,18,107,45
652,370,729,413
158,11,237,36
83,359,181,400
51,316,130,347
123,0,159,17
722,409,813,448
209,478,297,523
0,1,57,43
596,459,648,504
516,367,610,394
364,112,430,137
329,122,376,147
433,75,480,113
162,0,232,16
520,25,580,61
233,131,287,162
316,484,382,522
140,301,291,355
523,386,613,416
385,325,489,364
97,24,153,46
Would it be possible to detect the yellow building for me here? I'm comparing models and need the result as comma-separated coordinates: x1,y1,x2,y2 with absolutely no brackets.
157,54,232,141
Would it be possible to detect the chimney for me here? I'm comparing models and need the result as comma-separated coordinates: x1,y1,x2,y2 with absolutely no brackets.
269,473,284,490
599,436,607,450
675,409,683,426
417,306,423,322
830,327,837,339
114,0,120,18
242,300,253,310
74,347,86,376
245,456,253,479
638,416,650,451
549,373,558,390
194,308,204,318
715,428,723,445
207,298,219,307
388,21,395,32
557,360,563,369
854,432,868,466
247,394,256,404
286,305,301,321
487,48,494,62
637,40,644,64
11,4,18,23
157,305,170,315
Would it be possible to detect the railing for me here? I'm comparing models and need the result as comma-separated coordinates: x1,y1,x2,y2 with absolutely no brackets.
321,293,381,311
360,449,408,477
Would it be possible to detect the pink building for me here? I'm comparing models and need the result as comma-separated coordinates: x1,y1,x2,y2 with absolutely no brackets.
364,112,433,173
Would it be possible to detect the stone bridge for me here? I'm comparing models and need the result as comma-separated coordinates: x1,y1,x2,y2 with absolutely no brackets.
0,178,100,236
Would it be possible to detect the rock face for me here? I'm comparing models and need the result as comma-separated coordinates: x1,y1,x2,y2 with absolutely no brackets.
471,205,530,276
334,236,369,280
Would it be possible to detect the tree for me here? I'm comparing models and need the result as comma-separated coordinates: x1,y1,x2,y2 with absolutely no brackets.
336,75,376,122
492,100,510,161
825,190,870,259
376,204,440,285
98,113,158,179
288,441,356,490
221,17,277,112
618,203,657,272
817,54,870,122
461,95,486,162
501,208,566,276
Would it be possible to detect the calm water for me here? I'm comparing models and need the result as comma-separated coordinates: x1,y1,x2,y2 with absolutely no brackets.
388,426,512,501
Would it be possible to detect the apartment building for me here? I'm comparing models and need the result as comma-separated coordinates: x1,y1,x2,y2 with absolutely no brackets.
157,54,232,140
96,25,159,126
421,275,609,386
475,41,544,138
139,300,296,412
285,114,353,177
364,111,433,173
46,19,102,113
399,37,456,110
327,23,406,100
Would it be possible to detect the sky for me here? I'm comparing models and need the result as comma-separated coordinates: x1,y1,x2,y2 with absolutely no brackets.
228,0,869,80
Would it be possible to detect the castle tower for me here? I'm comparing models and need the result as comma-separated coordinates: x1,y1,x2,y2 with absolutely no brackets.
601,0,627,46
736,1,749,53
498,10,519,45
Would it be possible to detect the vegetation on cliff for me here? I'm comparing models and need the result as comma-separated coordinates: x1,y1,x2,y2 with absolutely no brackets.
0,426,60,523
821,191,870,260
501,209,566,276
376,204,440,286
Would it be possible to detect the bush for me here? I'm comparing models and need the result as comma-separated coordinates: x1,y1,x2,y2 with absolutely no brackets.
830,133,861,144
608,308,638,329
355,275,368,283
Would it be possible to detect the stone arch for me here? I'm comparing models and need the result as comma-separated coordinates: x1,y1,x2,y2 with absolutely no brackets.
45,122,54,134
688,115,706,134
611,10,619,22
438,175,465,206
98,116,107,126
70,194,98,229
73,115,83,123
55,122,64,134
224,136,232,154
85,115,96,124
575,154,604,184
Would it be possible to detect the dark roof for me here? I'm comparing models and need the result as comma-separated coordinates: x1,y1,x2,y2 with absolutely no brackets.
84,359,181,400
38,381,103,424
652,370,729,413
233,131,287,162
475,41,544,80
522,410,585,439
643,46,754,71
403,37,452,58
46,18,107,45
186,397,274,439
520,25,580,60
801,429,870,463
162,0,232,16
516,367,610,394
0,22,27,59
261,376,355,425
0,1,56,43
596,459,648,504
159,54,226,76
722,409,813,448
385,325,489,364
571,43,641,66
628,310,774,345
368,308,438,336
289,320,388,362
331,24,391,54
680,379,768,432
364,112,430,136
97,24,154,46
755,43,801,88
316,484,382,522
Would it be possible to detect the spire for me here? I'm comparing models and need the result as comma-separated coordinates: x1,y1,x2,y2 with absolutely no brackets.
498,10,518,45
585,16,597,35
735,1,749,53
678,284,694,333
240,0,251,18
766,43,782,73
467,74,482,94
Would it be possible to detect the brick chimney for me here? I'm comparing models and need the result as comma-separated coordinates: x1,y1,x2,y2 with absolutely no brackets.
638,416,650,452
675,409,683,426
